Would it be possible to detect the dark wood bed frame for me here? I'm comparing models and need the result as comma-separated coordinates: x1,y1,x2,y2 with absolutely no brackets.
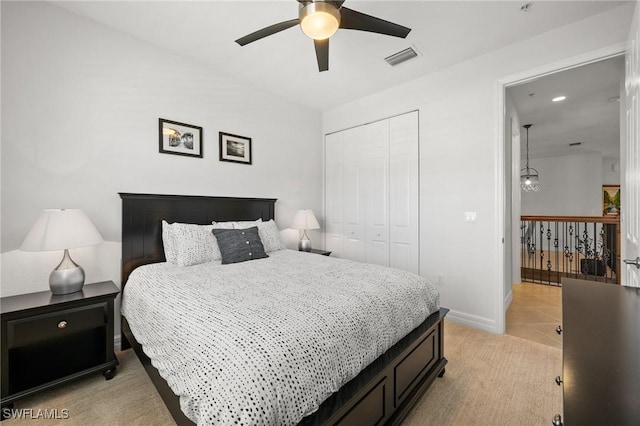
119,193,448,426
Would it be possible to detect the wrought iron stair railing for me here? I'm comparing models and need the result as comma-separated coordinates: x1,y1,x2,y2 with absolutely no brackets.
521,215,620,285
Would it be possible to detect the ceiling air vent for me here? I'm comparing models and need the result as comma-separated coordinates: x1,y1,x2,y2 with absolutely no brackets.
385,47,418,66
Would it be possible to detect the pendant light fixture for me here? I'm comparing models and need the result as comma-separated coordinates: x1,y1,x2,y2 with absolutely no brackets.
520,124,540,192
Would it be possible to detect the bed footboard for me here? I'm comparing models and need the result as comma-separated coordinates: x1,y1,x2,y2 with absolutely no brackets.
300,308,448,426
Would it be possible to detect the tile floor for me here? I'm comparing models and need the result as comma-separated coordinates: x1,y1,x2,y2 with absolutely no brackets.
506,282,562,349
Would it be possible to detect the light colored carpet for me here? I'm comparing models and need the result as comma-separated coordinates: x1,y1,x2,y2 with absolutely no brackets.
404,322,562,426
5,321,561,425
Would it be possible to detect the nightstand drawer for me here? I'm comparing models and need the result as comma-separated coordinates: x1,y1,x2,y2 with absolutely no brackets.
7,303,106,348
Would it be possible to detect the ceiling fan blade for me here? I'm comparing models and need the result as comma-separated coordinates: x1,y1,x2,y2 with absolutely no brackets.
314,39,329,72
235,18,299,46
339,7,411,38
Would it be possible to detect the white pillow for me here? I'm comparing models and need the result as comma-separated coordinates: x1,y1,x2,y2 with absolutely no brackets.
234,218,263,227
249,220,285,253
210,221,234,229
213,218,262,228
162,221,221,266
162,220,177,263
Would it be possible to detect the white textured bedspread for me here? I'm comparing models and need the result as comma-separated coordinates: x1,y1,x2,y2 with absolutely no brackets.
121,250,439,425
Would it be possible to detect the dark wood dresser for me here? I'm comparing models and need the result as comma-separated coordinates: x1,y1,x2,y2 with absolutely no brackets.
558,278,640,425
1,281,119,413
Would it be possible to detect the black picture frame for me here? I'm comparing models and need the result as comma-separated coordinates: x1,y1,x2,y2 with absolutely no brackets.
219,132,252,165
159,118,203,158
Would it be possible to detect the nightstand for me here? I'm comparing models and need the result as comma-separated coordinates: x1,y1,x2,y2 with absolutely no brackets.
307,249,332,256
1,281,119,412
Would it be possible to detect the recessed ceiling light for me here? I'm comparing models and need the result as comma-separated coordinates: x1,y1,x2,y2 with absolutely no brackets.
552,96,567,102
520,3,533,12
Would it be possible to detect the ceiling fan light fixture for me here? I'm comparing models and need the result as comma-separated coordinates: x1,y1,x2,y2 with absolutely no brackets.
236,0,411,71
300,2,341,40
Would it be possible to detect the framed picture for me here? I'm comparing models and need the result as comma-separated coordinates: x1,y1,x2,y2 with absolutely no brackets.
602,184,621,216
159,118,203,158
219,132,252,165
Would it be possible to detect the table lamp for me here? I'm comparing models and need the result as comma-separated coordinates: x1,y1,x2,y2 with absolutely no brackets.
21,209,104,295
291,209,320,252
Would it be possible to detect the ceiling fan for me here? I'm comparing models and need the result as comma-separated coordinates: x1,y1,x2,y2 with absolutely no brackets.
235,0,411,72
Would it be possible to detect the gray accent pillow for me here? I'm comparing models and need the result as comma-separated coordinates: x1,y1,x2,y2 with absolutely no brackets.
212,227,268,264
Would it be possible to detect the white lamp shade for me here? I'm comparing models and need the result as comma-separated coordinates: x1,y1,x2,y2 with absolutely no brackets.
21,209,103,251
291,209,320,230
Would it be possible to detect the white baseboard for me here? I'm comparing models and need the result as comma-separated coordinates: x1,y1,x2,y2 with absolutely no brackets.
504,289,513,311
445,309,497,334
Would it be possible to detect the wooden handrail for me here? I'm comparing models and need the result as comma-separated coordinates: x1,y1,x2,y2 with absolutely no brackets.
521,215,621,224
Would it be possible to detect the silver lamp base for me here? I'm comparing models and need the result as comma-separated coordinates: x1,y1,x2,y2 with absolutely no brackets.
298,230,312,252
49,249,85,295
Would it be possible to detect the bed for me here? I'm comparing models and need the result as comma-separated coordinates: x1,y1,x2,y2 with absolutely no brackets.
119,193,448,425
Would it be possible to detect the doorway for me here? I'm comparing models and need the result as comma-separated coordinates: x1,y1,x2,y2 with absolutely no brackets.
500,54,625,345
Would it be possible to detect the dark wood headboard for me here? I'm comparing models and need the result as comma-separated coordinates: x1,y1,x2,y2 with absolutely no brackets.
119,193,276,287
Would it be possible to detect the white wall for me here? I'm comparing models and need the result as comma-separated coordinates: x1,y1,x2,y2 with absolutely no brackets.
521,152,604,216
323,4,633,333
520,152,621,222
602,157,621,185
1,2,323,338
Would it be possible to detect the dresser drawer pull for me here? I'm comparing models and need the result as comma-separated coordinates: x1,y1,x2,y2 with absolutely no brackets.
552,414,563,426
555,376,563,386
556,325,562,335
57,321,68,329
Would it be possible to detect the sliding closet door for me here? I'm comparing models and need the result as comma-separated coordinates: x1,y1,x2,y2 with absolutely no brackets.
363,120,390,266
389,111,419,274
342,126,366,262
325,131,345,257
324,110,418,273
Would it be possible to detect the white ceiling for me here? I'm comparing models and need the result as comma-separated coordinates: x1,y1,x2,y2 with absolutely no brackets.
50,0,630,111
508,55,624,160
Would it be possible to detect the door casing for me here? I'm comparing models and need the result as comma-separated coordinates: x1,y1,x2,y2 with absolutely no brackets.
495,43,626,334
